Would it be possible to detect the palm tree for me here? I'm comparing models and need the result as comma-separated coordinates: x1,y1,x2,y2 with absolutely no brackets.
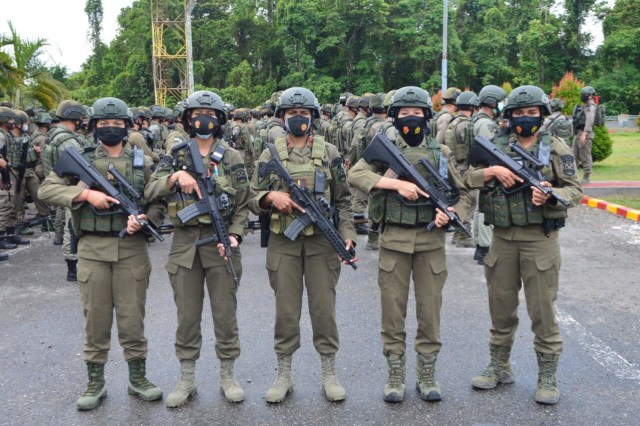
1,20,67,109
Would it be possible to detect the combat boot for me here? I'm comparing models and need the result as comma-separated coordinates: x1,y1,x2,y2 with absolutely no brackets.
383,353,405,403
66,259,78,282
166,360,197,408
354,222,369,235
127,358,162,401
320,353,346,402
265,353,293,403
6,227,29,245
219,358,244,402
18,225,34,236
365,230,379,251
475,246,489,265
535,352,560,405
416,353,442,401
580,173,591,184
76,362,107,411
471,344,516,389
0,232,18,250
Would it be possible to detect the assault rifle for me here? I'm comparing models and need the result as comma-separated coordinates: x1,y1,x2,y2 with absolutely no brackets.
53,148,164,241
15,138,30,194
362,133,472,238
470,135,570,207
258,144,357,269
0,153,10,192
173,139,239,284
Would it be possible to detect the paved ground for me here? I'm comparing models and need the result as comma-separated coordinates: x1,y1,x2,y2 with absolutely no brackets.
1,206,639,425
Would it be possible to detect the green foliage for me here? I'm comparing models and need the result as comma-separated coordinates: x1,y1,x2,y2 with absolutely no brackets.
501,82,513,95
551,71,584,116
592,125,613,162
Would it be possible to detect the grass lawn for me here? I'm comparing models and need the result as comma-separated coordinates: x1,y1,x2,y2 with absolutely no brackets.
600,194,640,210
592,132,640,181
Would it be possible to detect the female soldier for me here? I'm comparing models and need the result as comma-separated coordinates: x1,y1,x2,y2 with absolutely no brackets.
144,91,250,407
348,86,471,403
464,85,583,404
250,87,357,403
38,97,164,410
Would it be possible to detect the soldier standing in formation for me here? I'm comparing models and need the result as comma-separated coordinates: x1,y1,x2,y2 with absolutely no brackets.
349,86,471,403
431,87,461,144
540,98,573,146
144,90,250,407
250,87,357,403
464,85,583,405
39,97,165,411
572,86,597,183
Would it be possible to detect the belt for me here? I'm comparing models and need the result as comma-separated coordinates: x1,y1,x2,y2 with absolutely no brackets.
82,230,122,238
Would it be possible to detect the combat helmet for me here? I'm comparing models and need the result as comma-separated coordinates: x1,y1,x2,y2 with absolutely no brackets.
549,98,566,112
35,112,53,125
383,90,397,108
181,90,227,125
150,105,165,119
321,103,334,115
233,108,249,121
275,87,321,119
56,100,87,121
387,86,433,119
48,109,60,123
442,87,462,105
369,93,385,113
478,85,507,107
580,86,596,96
455,91,480,109
503,85,552,117
13,110,29,125
0,106,15,124
345,95,360,110
338,92,353,105
359,93,375,109
88,97,133,130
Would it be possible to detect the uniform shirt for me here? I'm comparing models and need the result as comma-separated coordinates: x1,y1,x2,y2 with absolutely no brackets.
249,135,357,255
581,99,596,138
347,135,471,254
128,130,160,162
463,132,584,242
473,111,500,140
38,143,164,262
434,111,455,145
163,127,190,154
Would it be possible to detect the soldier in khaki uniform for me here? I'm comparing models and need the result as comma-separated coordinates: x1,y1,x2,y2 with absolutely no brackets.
572,86,597,183
471,85,507,264
0,107,21,254
348,86,471,403
43,100,94,281
250,87,357,404
443,91,481,248
431,87,461,144
231,108,256,178
464,85,583,405
144,90,250,407
39,97,164,411
314,103,333,138
540,98,573,146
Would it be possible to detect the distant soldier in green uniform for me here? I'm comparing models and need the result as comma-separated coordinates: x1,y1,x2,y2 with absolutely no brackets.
471,85,507,264
0,107,22,253
572,86,597,183
339,95,359,159
231,108,256,178
443,91,481,248
163,101,190,154
314,103,333,138
43,100,94,280
250,87,357,403
32,112,52,182
348,86,471,403
325,92,352,148
464,85,583,405
431,87,461,145
148,105,165,153
145,90,250,407
127,108,160,163
540,98,573,146
39,97,165,411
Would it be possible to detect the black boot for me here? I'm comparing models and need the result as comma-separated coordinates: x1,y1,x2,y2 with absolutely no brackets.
6,228,29,245
354,222,369,235
476,246,489,265
0,232,18,250
66,259,78,282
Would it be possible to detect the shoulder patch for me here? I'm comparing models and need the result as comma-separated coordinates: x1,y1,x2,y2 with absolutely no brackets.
157,154,174,171
230,163,248,184
331,157,347,182
560,154,576,176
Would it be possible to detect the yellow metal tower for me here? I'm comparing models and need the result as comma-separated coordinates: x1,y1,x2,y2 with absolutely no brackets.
150,0,195,107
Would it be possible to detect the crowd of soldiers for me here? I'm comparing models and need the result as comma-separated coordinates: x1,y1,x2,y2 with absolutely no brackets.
0,81,593,410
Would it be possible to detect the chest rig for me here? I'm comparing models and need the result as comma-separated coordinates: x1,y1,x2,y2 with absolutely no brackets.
167,140,235,227
479,132,567,228
268,136,332,236
74,146,146,235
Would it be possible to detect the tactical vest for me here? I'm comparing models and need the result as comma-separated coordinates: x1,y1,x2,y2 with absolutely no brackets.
370,138,444,226
8,135,33,167
445,115,475,168
352,116,382,164
268,136,332,237
166,140,236,227
545,113,573,142
43,128,89,176
478,132,568,228
430,110,455,139
73,147,146,236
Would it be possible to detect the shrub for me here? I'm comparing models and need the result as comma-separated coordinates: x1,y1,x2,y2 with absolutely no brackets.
592,125,613,162
432,89,442,112
551,71,584,116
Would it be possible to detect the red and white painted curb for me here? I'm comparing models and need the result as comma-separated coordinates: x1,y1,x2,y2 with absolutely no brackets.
581,196,640,222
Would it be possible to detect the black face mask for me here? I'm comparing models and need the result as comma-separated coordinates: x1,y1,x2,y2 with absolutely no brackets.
510,116,543,137
581,94,590,103
394,115,426,147
6,122,15,131
95,126,128,146
285,115,311,137
190,114,218,139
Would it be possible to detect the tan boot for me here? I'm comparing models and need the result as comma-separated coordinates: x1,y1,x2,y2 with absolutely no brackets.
220,359,244,403
76,362,107,411
535,352,560,405
416,353,442,401
166,360,197,408
320,353,346,401
383,353,405,402
265,353,293,403
471,344,516,389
